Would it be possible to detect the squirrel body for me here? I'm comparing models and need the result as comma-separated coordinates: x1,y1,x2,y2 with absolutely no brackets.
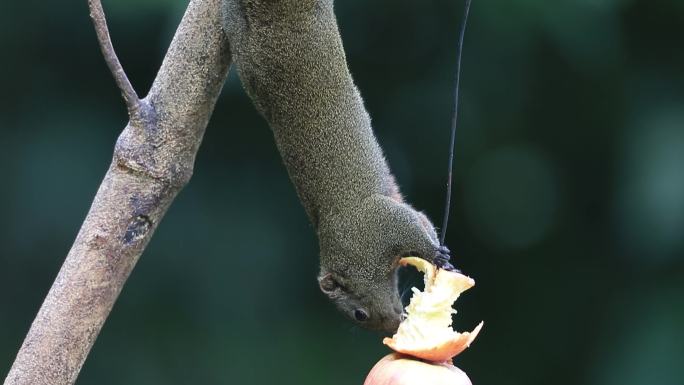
224,0,446,332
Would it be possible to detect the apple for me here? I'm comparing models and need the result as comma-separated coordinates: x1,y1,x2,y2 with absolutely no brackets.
364,353,471,385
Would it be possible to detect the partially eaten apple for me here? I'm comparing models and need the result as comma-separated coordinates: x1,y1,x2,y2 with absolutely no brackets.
383,257,483,362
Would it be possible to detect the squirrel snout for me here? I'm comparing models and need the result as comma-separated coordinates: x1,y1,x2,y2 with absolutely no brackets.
383,313,402,333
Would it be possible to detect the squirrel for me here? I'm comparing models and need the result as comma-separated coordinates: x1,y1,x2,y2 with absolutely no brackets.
223,0,454,332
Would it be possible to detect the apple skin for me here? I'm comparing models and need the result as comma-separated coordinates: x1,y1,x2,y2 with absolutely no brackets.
383,321,483,362
363,354,472,385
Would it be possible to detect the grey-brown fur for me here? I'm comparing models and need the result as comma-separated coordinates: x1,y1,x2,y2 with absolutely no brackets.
223,0,444,332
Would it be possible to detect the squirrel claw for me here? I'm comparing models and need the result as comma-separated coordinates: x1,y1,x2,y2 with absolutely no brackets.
436,259,459,272
434,245,460,273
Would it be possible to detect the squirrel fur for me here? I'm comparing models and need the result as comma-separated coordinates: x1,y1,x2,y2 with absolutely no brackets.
223,0,446,332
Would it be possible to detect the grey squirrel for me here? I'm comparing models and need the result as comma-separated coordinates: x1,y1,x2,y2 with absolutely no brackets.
223,0,457,332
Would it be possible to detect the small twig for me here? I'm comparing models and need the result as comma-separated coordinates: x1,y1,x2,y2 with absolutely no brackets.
88,0,141,118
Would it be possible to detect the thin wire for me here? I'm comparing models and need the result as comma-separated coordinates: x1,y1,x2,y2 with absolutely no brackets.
440,0,472,246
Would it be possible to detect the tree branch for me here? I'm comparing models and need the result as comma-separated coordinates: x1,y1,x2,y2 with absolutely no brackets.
87,0,141,120
3,1,231,384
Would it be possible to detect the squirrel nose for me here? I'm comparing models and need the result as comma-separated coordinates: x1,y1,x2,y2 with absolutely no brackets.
383,311,402,333
384,317,401,333
393,303,403,314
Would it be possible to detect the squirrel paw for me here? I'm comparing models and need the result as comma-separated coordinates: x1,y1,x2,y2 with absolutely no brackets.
434,245,460,272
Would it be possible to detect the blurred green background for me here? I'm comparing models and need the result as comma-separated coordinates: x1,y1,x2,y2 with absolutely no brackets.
1,0,683,384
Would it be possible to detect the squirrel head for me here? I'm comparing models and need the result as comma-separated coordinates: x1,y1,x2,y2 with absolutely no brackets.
318,268,403,332
317,195,440,333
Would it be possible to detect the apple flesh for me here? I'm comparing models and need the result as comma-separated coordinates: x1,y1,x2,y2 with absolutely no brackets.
383,257,483,362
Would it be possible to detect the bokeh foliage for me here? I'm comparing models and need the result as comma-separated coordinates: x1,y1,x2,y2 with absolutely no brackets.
1,0,683,384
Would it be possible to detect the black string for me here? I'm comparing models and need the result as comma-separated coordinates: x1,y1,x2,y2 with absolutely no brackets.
440,0,472,246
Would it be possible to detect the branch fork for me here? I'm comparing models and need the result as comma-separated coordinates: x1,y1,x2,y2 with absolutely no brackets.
88,0,142,121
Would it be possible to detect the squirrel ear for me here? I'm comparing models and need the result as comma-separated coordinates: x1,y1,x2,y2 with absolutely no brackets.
318,273,342,293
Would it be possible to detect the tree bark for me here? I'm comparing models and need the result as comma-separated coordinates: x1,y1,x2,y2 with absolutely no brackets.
3,0,231,384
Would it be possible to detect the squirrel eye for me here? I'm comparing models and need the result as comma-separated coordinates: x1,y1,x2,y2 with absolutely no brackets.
354,309,369,322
